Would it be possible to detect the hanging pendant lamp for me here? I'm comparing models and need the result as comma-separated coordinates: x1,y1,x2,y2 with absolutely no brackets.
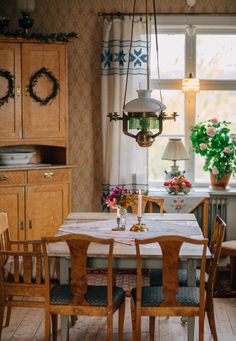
107,0,178,147
182,72,200,93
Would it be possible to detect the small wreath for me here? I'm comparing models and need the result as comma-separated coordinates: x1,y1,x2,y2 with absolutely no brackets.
28,67,59,105
0,69,15,107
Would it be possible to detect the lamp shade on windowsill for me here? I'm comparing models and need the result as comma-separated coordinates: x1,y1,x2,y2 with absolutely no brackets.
182,73,200,93
162,138,189,161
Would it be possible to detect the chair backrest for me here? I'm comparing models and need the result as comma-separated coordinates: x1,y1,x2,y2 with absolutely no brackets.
42,234,114,306
131,196,164,214
0,240,44,287
190,197,209,238
207,215,226,294
0,212,10,249
135,235,208,307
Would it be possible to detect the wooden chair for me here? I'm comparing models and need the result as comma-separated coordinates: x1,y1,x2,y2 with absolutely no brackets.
130,235,208,341
221,240,236,290
42,233,126,341
0,212,48,339
190,197,209,238
150,216,226,341
131,196,164,214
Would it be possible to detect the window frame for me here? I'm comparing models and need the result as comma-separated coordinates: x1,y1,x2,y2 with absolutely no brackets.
149,15,236,188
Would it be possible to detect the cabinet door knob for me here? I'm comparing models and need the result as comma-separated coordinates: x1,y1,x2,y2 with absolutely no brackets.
44,172,54,178
25,87,30,96
20,221,24,230
29,220,33,229
0,175,7,181
16,87,21,96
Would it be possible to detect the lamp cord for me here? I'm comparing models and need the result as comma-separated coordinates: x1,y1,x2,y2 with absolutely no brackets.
123,0,136,110
145,0,150,90
153,0,163,104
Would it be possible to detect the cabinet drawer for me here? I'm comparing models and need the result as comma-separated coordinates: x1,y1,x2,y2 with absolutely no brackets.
0,171,25,186
27,168,70,184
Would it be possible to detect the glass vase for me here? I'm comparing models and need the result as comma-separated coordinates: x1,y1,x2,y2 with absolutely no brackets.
119,207,127,230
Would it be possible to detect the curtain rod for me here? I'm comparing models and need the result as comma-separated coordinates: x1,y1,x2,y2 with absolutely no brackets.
98,12,236,17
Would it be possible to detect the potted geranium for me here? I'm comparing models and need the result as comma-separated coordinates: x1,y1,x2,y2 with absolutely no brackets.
190,119,236,189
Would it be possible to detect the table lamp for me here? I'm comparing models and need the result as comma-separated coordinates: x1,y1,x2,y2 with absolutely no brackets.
162,138,189,179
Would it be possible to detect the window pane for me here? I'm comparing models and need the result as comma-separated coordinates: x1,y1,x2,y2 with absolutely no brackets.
195,91,236,182
196,34,236,79
149,137,185,182
152,90,185,135
196,91,236,129
151,34,185,79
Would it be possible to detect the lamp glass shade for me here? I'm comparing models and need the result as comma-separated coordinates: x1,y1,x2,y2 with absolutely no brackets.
182,73,200,93
162,138,189,161
124,89,166,113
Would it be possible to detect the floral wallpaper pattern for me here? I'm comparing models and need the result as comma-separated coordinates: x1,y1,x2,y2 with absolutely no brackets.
0,0,236,211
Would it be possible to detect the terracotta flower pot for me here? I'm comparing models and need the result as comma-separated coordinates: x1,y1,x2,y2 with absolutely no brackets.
210,172,231,190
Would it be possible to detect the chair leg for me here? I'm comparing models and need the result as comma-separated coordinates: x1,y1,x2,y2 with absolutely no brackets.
206,296,218,341
44,310,51,341
118,299,125,341
51,314,58,341
70,315,77,327
130,298,136,341
149,316,155,341
135,304,141,341
107,312,113,340
199,308,205,341
0,300,4,341
5,296,13,327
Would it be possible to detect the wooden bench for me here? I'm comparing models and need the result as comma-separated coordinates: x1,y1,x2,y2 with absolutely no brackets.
221,240,236,289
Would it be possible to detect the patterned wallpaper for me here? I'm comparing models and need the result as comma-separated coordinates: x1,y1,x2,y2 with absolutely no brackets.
0,0,236,211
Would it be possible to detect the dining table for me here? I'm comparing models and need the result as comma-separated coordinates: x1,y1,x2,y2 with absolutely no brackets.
48,212,210,341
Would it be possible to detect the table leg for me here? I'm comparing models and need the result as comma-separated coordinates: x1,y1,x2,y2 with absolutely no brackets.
187,259,196,341
230,256,236,289
60,257,70,341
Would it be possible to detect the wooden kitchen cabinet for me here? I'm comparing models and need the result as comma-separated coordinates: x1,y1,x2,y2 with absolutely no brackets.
0,39,67,144
0,36,72,240
22,43,66,139
0,167,71,240
0,186,25,240
0,43,21,139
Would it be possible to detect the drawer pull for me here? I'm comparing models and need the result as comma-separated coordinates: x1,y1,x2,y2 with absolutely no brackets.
0,175,7,181
44,172,54,178
29,220,33,229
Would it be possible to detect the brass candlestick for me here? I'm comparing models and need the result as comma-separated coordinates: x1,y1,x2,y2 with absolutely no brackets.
130,216,149,232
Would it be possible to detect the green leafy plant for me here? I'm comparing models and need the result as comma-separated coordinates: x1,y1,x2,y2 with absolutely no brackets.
190,119,236,180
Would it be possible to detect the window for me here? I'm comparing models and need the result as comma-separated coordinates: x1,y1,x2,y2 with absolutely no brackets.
148,16,236,187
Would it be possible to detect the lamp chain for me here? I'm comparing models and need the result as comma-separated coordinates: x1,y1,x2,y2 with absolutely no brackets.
122,0,136,110
153,0,163,104
145,0,150,90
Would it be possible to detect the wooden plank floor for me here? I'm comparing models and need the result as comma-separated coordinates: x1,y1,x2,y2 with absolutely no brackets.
1,297,236,340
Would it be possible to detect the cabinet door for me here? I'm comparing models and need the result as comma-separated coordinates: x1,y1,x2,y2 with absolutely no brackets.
22,43,66,139
0,43,21,139
0,187,25,240
26,183,69,240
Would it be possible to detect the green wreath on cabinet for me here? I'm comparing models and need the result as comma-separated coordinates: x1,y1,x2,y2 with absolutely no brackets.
0,68,15,107
28,67,60,106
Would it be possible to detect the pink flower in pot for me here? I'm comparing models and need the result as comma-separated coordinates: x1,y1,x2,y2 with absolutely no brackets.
212,166,219,175
206,127,216,137
200,143,207,150
224,147,231,154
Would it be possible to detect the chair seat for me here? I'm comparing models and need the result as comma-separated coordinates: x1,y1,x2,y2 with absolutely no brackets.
51,284,125,306
131,286,200,307
150,269,208,286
